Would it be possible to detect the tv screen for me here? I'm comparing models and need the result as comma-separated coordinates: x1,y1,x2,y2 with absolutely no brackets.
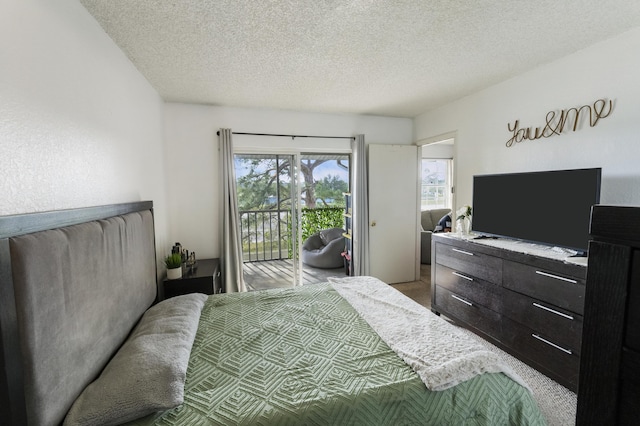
471,168,601,253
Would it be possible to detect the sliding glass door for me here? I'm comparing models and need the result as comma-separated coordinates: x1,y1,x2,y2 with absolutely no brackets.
299,153,350,284
234,152,350,290
234,153,299,289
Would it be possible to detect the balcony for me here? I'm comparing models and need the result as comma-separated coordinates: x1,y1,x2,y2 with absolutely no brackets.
243,259,345,291
239,208,346,290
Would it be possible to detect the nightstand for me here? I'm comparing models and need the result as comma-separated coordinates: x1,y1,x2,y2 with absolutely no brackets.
162,258,221,300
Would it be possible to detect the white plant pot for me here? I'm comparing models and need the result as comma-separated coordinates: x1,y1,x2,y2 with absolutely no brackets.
167,267,182,280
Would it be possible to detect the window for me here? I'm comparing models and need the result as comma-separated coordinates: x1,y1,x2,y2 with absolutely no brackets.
421,159,452,210
300,153,349,208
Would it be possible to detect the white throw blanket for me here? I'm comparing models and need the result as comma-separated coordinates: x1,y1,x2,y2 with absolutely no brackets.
329,276,528,391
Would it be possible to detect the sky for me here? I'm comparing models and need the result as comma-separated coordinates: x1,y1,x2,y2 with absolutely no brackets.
235,155,349,184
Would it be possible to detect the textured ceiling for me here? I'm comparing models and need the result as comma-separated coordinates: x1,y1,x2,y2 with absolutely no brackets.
79,0,640,118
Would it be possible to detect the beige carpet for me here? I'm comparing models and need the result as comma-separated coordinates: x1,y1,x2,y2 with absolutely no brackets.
391,265,577,426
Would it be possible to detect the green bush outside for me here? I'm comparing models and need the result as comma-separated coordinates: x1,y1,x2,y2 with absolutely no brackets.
300,207,344,241
281,207,344,259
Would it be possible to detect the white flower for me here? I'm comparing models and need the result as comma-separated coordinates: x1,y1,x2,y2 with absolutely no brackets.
456,205,472,221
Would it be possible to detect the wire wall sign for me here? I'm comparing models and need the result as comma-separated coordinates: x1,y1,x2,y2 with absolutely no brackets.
506,98,614,148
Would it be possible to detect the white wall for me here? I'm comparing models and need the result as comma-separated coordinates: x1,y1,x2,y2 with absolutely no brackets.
421,143,454,159
414,27,640,210
0,1,168,255
163,103,413,259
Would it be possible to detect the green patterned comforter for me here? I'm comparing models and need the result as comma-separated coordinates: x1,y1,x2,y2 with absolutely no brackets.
129,284,545,425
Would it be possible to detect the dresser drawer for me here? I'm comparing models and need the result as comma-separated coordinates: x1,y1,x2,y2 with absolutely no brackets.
435,242,502,284
434,286,502,339
502,317,580,390
503,260,585,315
503,290,583,354
618,348,640,424
435,263,503,312
626,251,640,352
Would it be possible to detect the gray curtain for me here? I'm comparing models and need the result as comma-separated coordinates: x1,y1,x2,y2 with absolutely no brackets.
219,129,246,292
351,134,370,276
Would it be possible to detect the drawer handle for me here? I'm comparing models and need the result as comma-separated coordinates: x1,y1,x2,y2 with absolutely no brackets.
531,334,573,355
452,271,474,282
532,302,574,320
452,248,474,256
535,270,578,284
451,294,473,306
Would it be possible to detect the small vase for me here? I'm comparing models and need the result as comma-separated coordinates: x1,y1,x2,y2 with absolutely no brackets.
457,217,471,236
463,217,472,235
167,267,182,280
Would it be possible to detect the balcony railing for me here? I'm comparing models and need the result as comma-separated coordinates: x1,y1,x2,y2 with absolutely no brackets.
239,209,292,262
239,207,344,263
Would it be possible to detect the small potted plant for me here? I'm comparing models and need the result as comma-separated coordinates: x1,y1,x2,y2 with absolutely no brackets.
164,253,183,280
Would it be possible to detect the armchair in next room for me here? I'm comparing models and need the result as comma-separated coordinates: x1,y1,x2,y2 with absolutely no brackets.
420,208,451,264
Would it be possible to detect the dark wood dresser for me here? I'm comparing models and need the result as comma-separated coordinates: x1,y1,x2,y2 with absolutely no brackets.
576,205,640,425
431,233,587,391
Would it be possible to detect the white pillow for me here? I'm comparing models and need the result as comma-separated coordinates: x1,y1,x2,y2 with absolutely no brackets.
63,293,208,426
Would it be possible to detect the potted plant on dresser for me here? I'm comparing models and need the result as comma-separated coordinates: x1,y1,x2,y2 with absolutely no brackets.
164,253,183,280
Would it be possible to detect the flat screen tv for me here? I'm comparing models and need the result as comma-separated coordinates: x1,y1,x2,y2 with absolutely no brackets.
471,168,601,254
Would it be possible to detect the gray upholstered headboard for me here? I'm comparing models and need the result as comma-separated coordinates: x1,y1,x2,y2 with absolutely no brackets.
0,201,157,426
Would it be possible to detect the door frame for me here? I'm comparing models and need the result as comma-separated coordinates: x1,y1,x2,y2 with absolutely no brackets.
416,131,457,276
233,146,352,287
233,149,301,287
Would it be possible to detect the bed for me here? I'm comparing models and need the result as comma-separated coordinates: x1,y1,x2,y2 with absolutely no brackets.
0,201,545,425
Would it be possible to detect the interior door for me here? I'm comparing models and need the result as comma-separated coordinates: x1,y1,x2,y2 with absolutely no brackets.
368,144,418,283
